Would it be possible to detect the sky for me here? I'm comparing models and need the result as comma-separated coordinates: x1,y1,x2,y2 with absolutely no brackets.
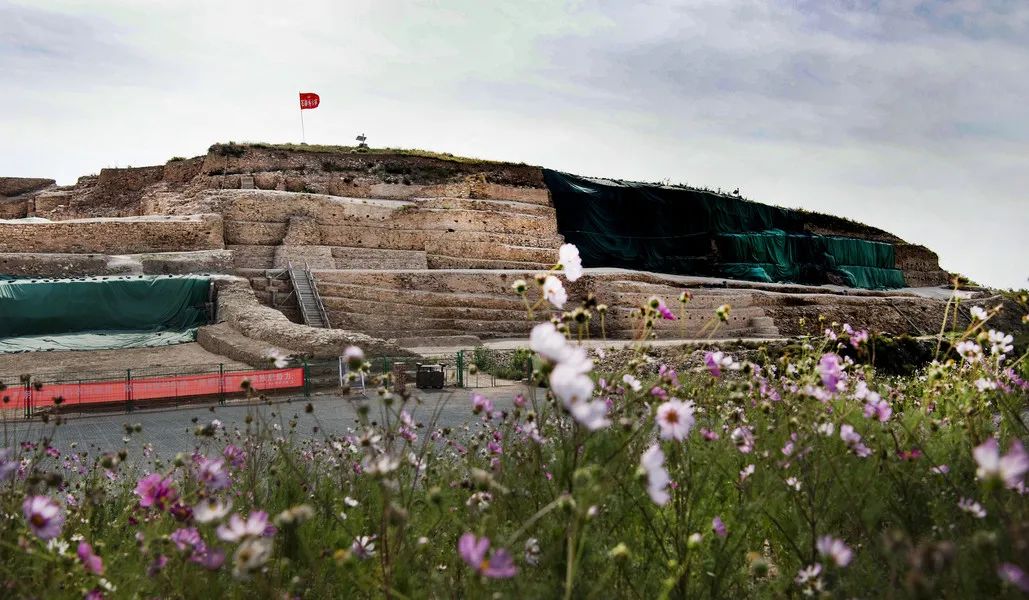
1,0,1027,289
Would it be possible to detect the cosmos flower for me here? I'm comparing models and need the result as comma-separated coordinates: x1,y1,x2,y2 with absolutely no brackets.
216,511,272,543
704,351,736,377
816,536,853,567
987,329,1014,356
529,322,571,363
730,427,754,454
957,498,987,519
818,353,845,394
998,563,1029,593
542,275,568,309
232,538,272,580
655,398,696,441
640,444,670,506
265,349,290,369
196,458,231,491
351,535,377,559
77,542,104,575
458,533,518,579
712,516,727,538
970,306,988,322
839,425,872,458
194,498,232,524
656,300,677,320
973,438,1028,490
343,345,365,369
134,474,178,511
622,374,642,392
955,340,983,364
23,496,64,540
557,243,583,282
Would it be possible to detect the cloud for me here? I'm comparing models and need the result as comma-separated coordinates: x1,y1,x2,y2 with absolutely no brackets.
0,0,1025,288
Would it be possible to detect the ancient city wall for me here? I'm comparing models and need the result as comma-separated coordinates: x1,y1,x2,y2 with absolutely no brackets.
0,214,224,254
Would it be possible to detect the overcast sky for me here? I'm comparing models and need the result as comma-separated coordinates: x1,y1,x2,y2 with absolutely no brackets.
2,0,1026,289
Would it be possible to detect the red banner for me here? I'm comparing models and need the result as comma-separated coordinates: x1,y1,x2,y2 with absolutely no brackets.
28,368,305,409
299,92,320,110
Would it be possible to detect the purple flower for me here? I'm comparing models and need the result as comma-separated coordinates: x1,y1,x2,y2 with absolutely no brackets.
840,424,872,458
998,563,1029,592
656,300,677,320
458,533,518,579
170,527,202,551
704,351,734,378
134,473,178,510
0,448,18,481
974,438,1029,490
23,495,63,540
819,353,845,393
77,541,104,575
223,445,246,469
191,543,226,570
712,516,727,538
730,427,754,454
196,458,231,491
471,394,494,416
147,555,168,577
816,535,853,567
863,398,892,422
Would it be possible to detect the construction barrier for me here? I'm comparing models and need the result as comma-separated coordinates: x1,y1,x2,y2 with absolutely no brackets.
11,367,304,414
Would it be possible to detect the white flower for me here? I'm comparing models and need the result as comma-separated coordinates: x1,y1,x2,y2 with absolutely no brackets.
987,329,1014,356
265,349,290,369
362,453,400,476
343,345,365,368
739,464,755,482
530,322,572,363
970,306,988,321
816,422,835,437
542,275,568,309
640,444,670,505
232,538,273,580
550,362,594,405
344,496,359,507
567,400,610,431
622,374,642,392
786,477,802,491
351,535,377,559
973,438,1028,489
955,340,983,364
795,563,823,585
958,497,987,519
655,398,696,441
975,378,998,392
216,511,270,542
194,498,232,523
557,243,584,282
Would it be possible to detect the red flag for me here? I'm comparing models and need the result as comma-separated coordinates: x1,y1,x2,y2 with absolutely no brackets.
299,92,320,110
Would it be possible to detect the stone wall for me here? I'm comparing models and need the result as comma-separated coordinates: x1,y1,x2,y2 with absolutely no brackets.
0,250,233,278
0,177,55,197
0,214,224,254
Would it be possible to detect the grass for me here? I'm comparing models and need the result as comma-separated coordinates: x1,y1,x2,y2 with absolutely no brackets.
209,142,529,167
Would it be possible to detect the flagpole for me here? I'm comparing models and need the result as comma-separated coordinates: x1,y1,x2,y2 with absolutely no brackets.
299,95,306,144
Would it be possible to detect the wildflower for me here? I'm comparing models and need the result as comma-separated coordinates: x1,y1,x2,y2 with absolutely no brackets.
704,351,735,377
863,397,892,422
77,541,104,575
622,374,642,392
170,527,202,551
957,498,987,519
23,496,63,540
816,536,853,567
987,329,1014,356
655,398,696,441
265,349,290,369
640,444,670,505
529,322,571,363
511,279,527,294
362,453,400,476
998,563,1029,593
458,533,518,579
0,448,17,481
471,394,494,416
351,535,377,559
715,304,731,322
712,517,727,538
816,422,835,436
687,532,704,548
232,538,272,580
931,464,950,474
739,464,755,482
147,555,168,577
194,498,232,523
134,474,177,510
730,427,754,454
839,424,872,458
466,491,493,511
701,428,720,441
795,563,823,585
970,306,988,322
216,511,272,543
786,477,802,491
557,243,583,282
975,378,998,392
343,345,365,369
223,445,246,468
195,458,231,491
524,537,541,566
973,438,1028,490
849,329,869,348
542,275,567,309
955,340,983,364
818,353,845,394
656,299,677,320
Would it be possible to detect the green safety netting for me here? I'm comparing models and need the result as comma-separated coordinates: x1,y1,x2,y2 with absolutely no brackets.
543,170,905,289
0,275,211,352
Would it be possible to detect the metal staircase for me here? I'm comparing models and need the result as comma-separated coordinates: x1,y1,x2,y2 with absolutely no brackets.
287,260,331,329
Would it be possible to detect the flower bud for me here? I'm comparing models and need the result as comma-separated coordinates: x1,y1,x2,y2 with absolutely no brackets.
512,279,528,294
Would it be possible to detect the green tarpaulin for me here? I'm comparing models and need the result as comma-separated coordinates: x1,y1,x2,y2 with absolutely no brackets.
0,329,200,353
0,275,211,352
543,170,906,290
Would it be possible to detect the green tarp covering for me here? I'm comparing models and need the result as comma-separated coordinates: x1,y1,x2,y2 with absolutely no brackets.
0,329,200,353
543,170,906,290
0,275,211,352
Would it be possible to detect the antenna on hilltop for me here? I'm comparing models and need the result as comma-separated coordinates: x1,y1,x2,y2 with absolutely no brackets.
356,134,368,148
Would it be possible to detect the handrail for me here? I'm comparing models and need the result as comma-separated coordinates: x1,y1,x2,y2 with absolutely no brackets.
304,260,332,329
286,259,314,326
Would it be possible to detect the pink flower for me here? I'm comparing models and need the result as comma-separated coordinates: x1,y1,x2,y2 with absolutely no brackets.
730,427,754,454
704,351,735,377
998,563,1029,592
819,353,845,393
223,445,246,469
77,541,104,575
471,394,494,416
816,535,853,567
22,495,63,540
840,424,872,458
216,511,272,542
712,516,727,538
196,458,231,491
656,300,677,320
863,397,892,422
458,533,518,579
973,438,1028,490
655,398,695,441
134,473,178,510
147,555,168,577
170,527,202,551
640,444,670,505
